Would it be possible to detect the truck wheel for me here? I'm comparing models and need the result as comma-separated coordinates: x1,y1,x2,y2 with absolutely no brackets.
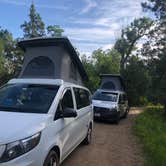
44,150,59,166
83,125,92,145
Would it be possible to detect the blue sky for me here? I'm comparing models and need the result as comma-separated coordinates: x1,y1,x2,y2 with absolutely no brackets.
0,0,150,55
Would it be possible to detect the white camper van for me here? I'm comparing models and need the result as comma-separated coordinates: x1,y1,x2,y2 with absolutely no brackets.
0,38,93,166
92,74,129,123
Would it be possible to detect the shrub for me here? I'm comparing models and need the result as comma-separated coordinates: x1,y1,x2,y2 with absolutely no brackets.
134,106,166,166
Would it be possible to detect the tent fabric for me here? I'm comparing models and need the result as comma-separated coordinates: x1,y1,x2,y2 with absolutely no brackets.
100,74,125,91
18,37,88,85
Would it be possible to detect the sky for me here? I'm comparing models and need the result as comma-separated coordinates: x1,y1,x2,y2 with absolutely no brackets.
0,0,150,55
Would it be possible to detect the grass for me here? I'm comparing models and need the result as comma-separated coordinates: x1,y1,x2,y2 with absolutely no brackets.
134,106,166,166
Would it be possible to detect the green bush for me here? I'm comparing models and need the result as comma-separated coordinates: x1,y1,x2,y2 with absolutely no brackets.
134,106,166,166
139,96,149,106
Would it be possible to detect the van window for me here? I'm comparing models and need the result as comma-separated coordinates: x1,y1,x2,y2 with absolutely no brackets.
61,89,74,109
0,84,59,113
74,88,90,109
119,94,125,104
93,91,118,102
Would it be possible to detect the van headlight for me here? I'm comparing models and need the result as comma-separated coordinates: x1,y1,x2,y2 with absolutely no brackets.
0,132,41,163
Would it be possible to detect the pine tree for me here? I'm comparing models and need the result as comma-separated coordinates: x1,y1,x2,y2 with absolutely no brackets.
21,3,45,38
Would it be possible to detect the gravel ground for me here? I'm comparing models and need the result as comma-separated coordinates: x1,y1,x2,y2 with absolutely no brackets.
61,108,143,166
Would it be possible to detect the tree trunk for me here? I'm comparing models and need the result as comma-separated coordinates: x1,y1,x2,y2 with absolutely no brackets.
120,59,125,75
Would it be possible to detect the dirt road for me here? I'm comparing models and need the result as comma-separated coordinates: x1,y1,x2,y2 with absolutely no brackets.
62,108,143,166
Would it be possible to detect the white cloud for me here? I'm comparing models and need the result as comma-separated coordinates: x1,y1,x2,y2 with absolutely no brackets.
71,17,121,30
65,28,114,53
36,4,68,10
1,0,148,54
81,0,97,14
65,27,116,43
99,0,145,25
0,0,26,6
69,0,148,54
102,44,114,51
79,51,92,58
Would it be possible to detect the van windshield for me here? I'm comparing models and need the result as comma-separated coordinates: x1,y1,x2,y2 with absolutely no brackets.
93,91,118,102
0,84,59,114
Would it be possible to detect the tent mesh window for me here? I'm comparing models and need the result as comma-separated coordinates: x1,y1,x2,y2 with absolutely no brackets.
22,56,55,78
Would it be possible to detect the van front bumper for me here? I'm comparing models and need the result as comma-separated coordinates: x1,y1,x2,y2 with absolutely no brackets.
94,106,119,121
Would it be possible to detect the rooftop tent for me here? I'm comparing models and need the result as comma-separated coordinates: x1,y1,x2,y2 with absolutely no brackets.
100,74,125,91
18,37,88,85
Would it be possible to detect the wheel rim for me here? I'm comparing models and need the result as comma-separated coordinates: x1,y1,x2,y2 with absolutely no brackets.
48,155,57,166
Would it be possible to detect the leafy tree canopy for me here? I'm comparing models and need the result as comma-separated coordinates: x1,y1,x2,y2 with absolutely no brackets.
47,25,64,37
141,0,166,109
114,17,153,73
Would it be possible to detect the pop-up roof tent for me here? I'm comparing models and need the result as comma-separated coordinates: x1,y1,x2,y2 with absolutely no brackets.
100,74,125,91
18,37,88,85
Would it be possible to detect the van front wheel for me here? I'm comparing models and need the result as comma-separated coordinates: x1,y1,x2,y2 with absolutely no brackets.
83,126,92,145
115,113,120,124
44,150,59,166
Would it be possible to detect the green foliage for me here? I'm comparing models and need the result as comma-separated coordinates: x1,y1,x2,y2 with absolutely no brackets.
0,27,24,85
142,0,166,19
0,28,14,60
21,3,45,38
134,106,166,166
0,52,11,85
0,56,5,75
114,17,153,73
139,96,149,106
81,49,120,92
123,56,150,106
92,49,120,74
47,25,64,37
141,0,166,109
81,55,100,92
21,3,64,39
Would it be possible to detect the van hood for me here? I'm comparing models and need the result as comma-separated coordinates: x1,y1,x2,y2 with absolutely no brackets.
92,100,117,109
0,111,52,145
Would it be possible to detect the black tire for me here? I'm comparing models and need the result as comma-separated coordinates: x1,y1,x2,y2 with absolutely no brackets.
123,108,129,119
115,113,120,124
83,125,92,145
44,150,59,166
123,110,128,119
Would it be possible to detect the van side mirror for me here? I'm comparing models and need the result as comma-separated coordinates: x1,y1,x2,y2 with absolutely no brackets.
119,100,125,104
63,108,77,118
